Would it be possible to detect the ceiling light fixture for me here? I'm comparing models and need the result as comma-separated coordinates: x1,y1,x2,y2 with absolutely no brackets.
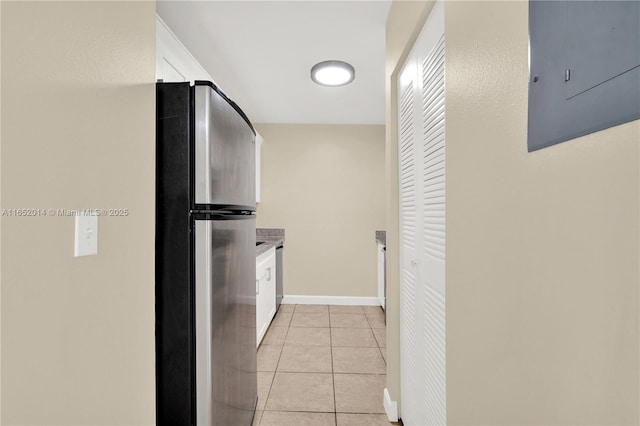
311,60,355,87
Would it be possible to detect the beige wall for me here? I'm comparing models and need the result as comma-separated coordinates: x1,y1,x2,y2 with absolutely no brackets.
1,2,156,424
384,0,435,417
255,124,385,298
0,2,3,421
387,0,639,424
445,2,638,424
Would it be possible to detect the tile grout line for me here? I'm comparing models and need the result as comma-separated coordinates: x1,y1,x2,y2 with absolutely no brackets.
372,310,389,417
262,305,336,421
371,325,387,366
261,306,387,423
365,310,390,368
260,307,292,418
366,309,388,418
369,312,387,370
328,306,338,426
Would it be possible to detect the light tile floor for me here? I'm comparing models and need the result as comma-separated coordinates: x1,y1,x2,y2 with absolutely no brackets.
254,304,396,426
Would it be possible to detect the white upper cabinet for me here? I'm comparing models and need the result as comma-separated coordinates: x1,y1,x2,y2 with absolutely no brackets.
156,15,215,83
255,133,263,204
156,15,262,204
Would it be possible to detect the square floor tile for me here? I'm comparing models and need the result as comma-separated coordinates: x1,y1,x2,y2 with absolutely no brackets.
278,346,332,373
260,410,336,425
291,311,330,328
336,413,393,425
329,305,364,314
330,313,369,328
252,410,263,426
271,311,293,327
363,306,385,316
295,304,329,313
285,327,331,347
332,347,386,374
278,304,295,313
262,326,288,346
266,372,335,412
257,345,282,372
372,328,386,348
334,374,386,414
366,314,385,329
331,328,377,347
257,371,274,410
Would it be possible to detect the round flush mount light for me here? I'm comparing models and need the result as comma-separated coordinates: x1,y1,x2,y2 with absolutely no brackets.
311,60,355,87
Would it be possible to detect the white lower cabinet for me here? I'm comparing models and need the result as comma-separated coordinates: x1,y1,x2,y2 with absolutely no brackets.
377,242,386,310
256,247,276,346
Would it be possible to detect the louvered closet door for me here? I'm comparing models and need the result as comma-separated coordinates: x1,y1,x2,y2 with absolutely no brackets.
398,47,420,425
398,1,446,425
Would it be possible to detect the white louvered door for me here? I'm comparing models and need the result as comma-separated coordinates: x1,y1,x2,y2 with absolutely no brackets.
398,2,446,425
398,44,420,425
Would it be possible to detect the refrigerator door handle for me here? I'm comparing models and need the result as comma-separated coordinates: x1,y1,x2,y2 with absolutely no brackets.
195,221,214,426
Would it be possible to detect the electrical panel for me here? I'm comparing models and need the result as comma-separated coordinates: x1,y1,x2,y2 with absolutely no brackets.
528,1,640,151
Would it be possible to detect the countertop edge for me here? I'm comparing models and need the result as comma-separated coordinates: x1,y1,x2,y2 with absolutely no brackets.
256,237,285,257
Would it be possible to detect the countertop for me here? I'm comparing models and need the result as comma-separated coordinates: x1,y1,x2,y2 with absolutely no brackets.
256,228,285,256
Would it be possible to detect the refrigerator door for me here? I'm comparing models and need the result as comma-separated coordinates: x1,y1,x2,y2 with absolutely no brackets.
194,83,256,210
195,215,257,426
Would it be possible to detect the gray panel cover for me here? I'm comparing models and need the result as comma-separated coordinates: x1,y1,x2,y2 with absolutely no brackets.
566,1,640,99
528,1,640,151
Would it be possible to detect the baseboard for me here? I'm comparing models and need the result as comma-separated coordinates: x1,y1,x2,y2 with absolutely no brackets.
281,295,381,306
384,388,398,422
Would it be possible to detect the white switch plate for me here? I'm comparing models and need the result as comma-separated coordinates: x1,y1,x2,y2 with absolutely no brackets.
74,212,98,257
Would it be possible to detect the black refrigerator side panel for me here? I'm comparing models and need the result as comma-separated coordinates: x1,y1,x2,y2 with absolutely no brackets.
156,82,194,425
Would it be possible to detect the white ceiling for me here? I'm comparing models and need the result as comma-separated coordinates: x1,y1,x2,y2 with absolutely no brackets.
156,1,391,125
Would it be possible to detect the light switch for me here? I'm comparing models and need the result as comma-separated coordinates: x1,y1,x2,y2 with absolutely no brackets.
74,212,98,257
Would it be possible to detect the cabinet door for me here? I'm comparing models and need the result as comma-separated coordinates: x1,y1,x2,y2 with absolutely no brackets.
377,243,386,309
255,133,263,204
256,249,276,346
265,256,276,321
156,16,215,83
256,262,268,346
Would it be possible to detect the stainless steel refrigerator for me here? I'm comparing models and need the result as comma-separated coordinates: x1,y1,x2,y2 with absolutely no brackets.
156,81,257,426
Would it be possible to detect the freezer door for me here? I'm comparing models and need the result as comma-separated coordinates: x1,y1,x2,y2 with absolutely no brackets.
195,216,257,426
194,84,256,209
